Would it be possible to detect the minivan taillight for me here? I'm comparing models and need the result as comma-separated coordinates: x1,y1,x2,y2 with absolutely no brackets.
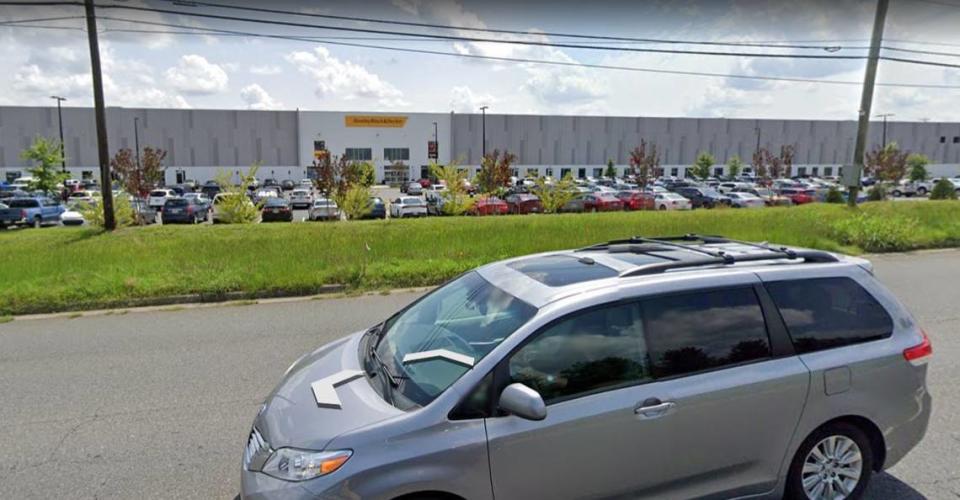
904,330,932,365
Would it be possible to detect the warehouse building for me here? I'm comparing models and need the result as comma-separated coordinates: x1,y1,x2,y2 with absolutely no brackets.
1,105,959,185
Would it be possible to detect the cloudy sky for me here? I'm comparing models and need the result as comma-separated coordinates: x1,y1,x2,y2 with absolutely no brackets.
1,0,958,120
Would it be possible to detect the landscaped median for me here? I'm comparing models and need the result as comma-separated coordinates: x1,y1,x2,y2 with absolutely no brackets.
2,201,960,316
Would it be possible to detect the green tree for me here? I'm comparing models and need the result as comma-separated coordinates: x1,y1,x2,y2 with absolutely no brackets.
476,149,514,196
866,142,908,182
20,136,68,195
726,155,743,179
930,178,958,200
690,151,715,181
429,159,473,215
213,165,260,224
825,186,844,203
340,185,372,220
348,161,376,187
867,183,887,201
533,173,577,213
604,159,617,179
79,195,135,228
907,153,929,183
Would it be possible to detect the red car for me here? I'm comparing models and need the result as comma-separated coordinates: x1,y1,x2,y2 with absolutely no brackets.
616,190,656,210
418,178,432,189
505,193,543,214
779,188,815,205
582,193,623,212
469,197,508,216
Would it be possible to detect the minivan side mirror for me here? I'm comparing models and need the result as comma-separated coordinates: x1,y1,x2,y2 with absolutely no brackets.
498,383,547,421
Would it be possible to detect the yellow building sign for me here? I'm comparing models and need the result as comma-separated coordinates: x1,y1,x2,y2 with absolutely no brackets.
345,115,408,128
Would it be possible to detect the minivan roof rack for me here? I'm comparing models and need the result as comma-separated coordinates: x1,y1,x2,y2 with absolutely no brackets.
578,234,839,277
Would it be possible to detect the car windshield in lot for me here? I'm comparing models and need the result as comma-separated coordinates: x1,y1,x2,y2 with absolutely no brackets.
373,271,536,409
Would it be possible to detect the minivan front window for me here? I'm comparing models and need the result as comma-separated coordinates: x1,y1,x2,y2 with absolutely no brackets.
372,271,536,409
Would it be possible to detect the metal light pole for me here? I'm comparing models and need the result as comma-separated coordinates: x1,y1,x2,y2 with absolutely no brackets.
50,96,67,173
432,121,439,161
754,126,761,158
480,105,489,158
876,113,894,147
134,116,141,169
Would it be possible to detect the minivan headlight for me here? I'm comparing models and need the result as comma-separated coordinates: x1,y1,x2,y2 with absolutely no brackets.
261,448,352,482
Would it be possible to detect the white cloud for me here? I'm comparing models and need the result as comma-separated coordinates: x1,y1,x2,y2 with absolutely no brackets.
164,55,229,95
391,0,421,15
240,84,282,110
285,47,406,107
249,65,283,75
12,64,90,96
449,85,496,112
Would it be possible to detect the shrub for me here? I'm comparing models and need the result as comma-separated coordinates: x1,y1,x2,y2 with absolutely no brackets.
930,178,958,200
867,184,886,201
533,174,577,213
214,165,260,224
830,212,916,252
430,161,473,216
79,195,135,229
340,185,372,220
825,187,844,204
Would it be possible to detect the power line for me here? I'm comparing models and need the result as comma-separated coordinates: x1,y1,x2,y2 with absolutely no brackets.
151,0,856,52
95,4,867,60
883,45,960,58
881,55,960,69
0,15,83,24
92,16,960,90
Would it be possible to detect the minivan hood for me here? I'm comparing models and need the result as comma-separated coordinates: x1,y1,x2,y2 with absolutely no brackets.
255,332,402,451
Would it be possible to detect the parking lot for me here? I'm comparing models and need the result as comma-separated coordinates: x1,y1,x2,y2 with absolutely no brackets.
0,250,957,499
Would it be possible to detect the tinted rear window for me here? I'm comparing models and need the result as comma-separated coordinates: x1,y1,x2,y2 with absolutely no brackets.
265,198,288,207
7,199,39,208
642,287,771,378
165,199,187,207
508,255,618,287
765,277,893,354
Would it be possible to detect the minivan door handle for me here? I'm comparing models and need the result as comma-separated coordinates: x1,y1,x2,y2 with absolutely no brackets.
634,398,675,419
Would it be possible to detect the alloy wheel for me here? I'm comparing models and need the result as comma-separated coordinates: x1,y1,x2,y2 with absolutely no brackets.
801,435,863,500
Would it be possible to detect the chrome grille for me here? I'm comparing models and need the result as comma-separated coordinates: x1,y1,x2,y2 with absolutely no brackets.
243,427,271,471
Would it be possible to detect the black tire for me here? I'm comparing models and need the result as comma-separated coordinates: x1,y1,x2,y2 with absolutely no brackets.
785,422,874,500
892,190,901,197
659,205,667,211
917,187,928,196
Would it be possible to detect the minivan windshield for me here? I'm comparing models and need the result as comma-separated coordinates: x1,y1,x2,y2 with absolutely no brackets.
371,271,536,409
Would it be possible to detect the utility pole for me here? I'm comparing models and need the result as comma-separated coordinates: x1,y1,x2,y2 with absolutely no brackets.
50,96,67,173
876,113,894,147
134,116,141,169
84,0,115,229
847,0,889,207
480,105,489,158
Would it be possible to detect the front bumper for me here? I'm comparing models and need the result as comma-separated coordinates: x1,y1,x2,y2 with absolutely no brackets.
241,466,317,500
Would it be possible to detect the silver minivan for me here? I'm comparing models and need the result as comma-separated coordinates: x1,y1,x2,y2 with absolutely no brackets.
241,235,931,500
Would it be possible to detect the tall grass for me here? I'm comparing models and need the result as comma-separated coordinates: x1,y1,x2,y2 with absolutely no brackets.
2,202,959,315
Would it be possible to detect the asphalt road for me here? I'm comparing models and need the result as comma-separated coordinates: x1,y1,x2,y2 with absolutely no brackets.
1,250,958,499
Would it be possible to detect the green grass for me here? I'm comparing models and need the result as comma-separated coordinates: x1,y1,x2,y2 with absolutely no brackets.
2,201,960,316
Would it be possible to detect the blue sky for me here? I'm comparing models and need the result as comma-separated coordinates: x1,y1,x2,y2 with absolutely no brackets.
1,0,958,120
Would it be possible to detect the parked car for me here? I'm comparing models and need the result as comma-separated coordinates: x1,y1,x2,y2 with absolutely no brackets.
211,192,255,224
469,197,509,216
654,192,692,210
161,197,210,224
404,182,423,196
0,197,64,228
891,180,933,198
582,193,623,212
308,198,341,221
254,188,282,203
727,191,766,209
131,198,158,224
390,196,427,218
364,197,387,219
280,179,297,191
779,187,815,205
299,179,314,189
241,235,931,500
289,189,314,209
200,182,221,200
717,181,753,194
738,187,793,207
263,178,280,188
559,194,586,213
616,190,656,211
60,205,85,226
261,197,294,222
418,178,432,189
148,189,177,210
67,190,99,204
183,192,212,209
675,187,731,208
505,193,543,214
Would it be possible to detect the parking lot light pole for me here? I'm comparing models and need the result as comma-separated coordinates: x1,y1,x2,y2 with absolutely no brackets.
50,96,67,173
134,116,141,169
480,105,489,158
876,113,894,147
433,121,438,161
